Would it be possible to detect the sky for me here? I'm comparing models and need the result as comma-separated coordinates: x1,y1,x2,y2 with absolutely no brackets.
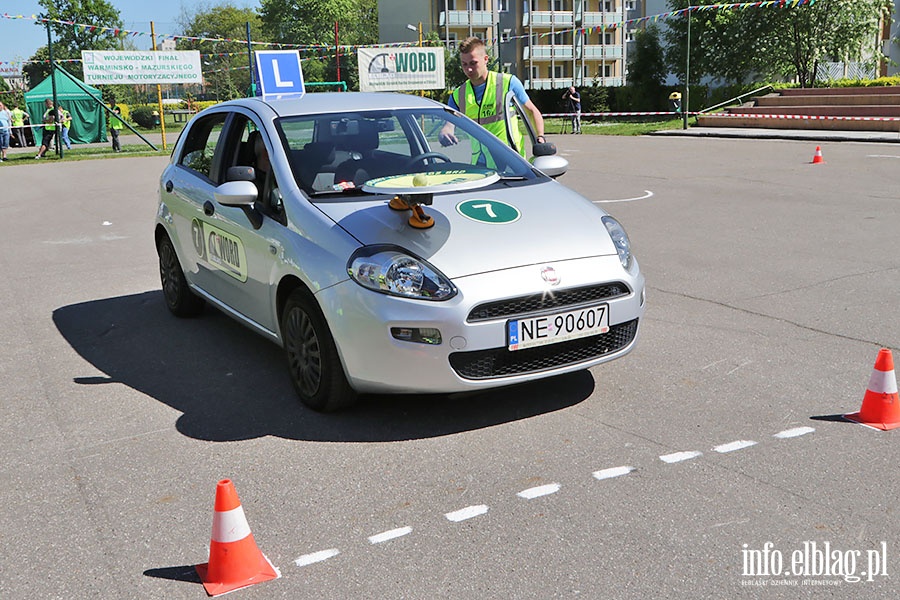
1,0,261,63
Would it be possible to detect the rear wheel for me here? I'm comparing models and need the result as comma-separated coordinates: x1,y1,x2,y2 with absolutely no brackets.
158,234,205,317
281,288,357,412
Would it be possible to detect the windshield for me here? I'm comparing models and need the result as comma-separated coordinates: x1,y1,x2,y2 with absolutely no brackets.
275,108,538,195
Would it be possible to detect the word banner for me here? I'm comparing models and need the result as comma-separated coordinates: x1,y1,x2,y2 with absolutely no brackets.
358,47,444,92
81,50,202,85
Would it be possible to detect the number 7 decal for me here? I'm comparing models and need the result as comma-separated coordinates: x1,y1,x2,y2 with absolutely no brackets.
471,203,497,218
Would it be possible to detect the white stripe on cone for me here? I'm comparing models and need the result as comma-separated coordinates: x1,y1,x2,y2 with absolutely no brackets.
868,368,898,395
211,505,252,544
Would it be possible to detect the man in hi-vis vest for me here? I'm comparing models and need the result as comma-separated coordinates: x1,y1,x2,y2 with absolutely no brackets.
439,37,545,165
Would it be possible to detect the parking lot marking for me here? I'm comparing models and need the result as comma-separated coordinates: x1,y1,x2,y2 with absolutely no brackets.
774,427,815,439
517,483,561,500
294,548,340,567
368,526,413,544
445,505,489,522
592,190,654,204
592,466,635,480
713,440,757,453
660,451,703,464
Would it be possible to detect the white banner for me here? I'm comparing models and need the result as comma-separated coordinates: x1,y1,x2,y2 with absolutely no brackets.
81,50,202,85
0,63,22,79
358,47,444,93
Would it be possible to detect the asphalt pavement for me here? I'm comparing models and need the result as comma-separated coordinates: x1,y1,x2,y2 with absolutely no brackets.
1,132,899,599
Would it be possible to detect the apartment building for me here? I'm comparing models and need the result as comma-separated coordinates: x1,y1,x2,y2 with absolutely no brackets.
378,0,633,90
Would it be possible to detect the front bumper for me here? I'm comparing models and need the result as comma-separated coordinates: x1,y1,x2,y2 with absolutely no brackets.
317,254,645,394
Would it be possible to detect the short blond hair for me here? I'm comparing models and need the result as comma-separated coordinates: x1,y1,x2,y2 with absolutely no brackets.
458,36,485,55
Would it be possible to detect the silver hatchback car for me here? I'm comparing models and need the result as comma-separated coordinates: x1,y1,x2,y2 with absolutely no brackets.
155,93,645,411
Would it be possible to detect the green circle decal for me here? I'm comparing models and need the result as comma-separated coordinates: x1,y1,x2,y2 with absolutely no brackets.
456,199,521,224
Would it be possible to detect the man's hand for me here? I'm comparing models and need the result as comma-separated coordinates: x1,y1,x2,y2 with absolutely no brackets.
439,124,458,147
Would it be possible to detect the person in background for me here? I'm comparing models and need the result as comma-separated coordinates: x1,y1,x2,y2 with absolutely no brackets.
109,99,124,152
439,36,546,162
0,102,11,162
562,86,582,134
35,98,60,159
60,105,73,150
10,104,29,148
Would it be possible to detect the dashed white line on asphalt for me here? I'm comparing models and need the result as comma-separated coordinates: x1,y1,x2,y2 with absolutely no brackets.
660,451,703,464
774,427,815,439
445,505,489,522
714,440,757,453
294,548,340,567
368,526,412,545
592,466,635,480
592,190,654,204
517,483,561,499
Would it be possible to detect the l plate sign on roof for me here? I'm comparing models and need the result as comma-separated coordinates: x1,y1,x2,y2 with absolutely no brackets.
255,50,305,99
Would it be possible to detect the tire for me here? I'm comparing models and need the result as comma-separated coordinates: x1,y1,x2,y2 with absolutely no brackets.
158,234,205,317
281,288,357,412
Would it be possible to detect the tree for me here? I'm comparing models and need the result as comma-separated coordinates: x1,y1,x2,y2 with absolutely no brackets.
664,0,890,88
24,0,122,85
626,25,668,111
178,2,267,100
260,0,377,89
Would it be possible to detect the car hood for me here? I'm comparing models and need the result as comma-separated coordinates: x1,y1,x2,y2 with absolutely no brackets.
315,180,619,279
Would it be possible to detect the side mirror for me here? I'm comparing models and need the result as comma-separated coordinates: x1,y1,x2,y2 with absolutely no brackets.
214,180,258,207
531,155,569,178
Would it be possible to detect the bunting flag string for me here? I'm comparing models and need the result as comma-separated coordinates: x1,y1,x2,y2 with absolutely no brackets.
1,1,816,61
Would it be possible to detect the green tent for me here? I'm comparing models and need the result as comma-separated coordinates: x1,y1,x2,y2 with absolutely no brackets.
25,71,106,144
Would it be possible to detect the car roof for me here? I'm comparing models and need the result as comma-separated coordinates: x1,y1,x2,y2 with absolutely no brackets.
220,92,448,118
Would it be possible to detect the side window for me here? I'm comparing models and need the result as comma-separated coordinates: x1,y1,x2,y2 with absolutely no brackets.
178,113,228,180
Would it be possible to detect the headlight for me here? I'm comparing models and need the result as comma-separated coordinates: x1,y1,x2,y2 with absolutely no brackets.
348,245,457,301
602,216,634,271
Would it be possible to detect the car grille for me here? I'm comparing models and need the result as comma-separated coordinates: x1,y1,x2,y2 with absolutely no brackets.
467,283,631,322
449,319,638,380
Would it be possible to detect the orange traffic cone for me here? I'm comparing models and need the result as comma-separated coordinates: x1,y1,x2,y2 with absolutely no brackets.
196,479,279,596
811,146,824,164
845,349,900,430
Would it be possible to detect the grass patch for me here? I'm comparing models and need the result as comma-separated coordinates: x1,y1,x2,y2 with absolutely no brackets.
545,117,687,136
3,144,170,165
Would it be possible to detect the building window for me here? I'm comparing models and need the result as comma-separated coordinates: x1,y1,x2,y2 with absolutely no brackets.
625,0,635,10
604,32,613,45
603,0,613,11
498,0,509,10
553,65,564,78
603,64,612,77
625,30,635,43
531,65,540,80
552,0,565,10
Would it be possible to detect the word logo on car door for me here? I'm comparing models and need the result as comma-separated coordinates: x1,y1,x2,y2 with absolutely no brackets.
191,218,248,282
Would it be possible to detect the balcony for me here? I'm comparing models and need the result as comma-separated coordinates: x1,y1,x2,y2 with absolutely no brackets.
525,77,624,90
524,44,623,61
523,10,623,27
440,10,494,27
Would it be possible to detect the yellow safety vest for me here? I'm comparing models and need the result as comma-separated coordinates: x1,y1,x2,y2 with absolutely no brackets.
11,108,25,127
110,107,124,130
452,71,526,163
43,108,56,131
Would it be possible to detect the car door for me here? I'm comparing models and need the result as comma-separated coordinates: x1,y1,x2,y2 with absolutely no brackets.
166,110,281,336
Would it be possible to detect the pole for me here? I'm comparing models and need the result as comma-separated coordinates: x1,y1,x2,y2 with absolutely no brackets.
418,22,424,97
683,8,690,130
334,21,341,84
151,22,167,150
247,21,256,96
46,19,62,158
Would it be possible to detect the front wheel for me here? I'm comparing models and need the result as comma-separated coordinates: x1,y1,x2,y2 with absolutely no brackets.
158,234,205,317
281,288,357,412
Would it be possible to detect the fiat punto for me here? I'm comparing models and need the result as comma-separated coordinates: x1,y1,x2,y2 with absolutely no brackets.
155,92,645,411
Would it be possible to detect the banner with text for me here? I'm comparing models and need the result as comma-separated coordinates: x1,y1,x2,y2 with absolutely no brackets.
81,50,202,85
358,47,444,92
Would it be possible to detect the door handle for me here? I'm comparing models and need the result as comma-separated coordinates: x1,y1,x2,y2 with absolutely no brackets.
203,201,215,216
165,180,173,193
